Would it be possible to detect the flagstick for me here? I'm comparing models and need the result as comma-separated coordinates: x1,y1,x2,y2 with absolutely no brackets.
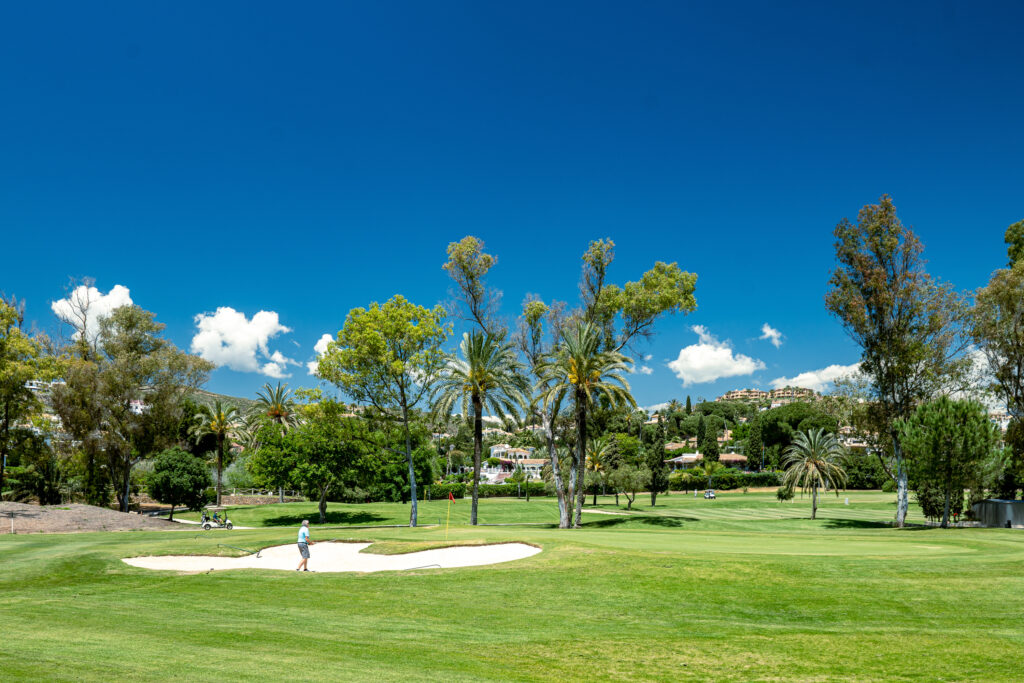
445,495,452,540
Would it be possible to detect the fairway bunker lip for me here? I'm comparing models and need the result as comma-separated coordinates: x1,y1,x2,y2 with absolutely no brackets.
122,541,541,573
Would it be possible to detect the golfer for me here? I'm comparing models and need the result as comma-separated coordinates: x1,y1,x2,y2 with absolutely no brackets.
296,520,313,571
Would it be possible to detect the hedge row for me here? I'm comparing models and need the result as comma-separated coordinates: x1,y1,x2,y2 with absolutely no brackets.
423,482,549,499
668,470,781,491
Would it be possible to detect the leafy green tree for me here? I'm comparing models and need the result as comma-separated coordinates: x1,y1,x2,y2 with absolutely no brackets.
317,295,449,527
516,297,573,528
442,235,502,336
610,463,650,510
432,331,529,525
1005,219,1024,266
586,434,613,502
250,408,364,524
898,397,999,528
189,400,240,506
780,429,848,520
696,458,725,488
0,299,60,496
826,195,966,526
646,417,669,505
746,416,764,471
701,428,720,463
538,321,635,527
147,448,211,520
51,305,213,511
971,258,1024,498
685,395,692,414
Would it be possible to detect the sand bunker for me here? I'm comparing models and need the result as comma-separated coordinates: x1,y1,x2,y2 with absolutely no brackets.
123,541,540,573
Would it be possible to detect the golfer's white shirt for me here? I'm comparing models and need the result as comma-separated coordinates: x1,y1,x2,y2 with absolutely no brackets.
298,527,310,543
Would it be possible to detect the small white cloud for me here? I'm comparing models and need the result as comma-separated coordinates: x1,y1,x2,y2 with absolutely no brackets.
644,354,653,361
668,326,765,387
307,333,334,376
191,307,297,378
759,323,783,348
770,363,861,393
643,402,670,414
639,365,653,375
51,284,133,342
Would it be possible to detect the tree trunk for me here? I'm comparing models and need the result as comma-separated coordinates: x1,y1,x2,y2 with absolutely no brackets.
0,402,8,496
403,405,417,527
573,393,587,528
216,435,224,507
168,504,174,521
279,487,284,503
812,481,818,520
893,434,909,528
544,410,570,528
471,397,482,526
626,493,634,510
650,490,657,506
615,491,619,506
592,490,597,505
319,485,330,525
941,486,951,529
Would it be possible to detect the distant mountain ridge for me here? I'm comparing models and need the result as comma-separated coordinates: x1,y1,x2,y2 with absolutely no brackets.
189,388,259,411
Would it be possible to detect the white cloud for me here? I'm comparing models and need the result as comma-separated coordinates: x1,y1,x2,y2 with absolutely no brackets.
307,333,334,376
642,402,670,414
639,365,653,375
760,323,783,348
51,284,133,341
644,354,653,361
668,326,766,387
769,363,861,393
191,307,297,377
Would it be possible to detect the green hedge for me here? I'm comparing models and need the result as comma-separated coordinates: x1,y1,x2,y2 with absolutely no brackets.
668,470,781,491
477,482,549,498
423,483,466,499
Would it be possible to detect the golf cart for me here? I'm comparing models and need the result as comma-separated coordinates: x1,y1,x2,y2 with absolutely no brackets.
200,507,234,530
703,489,716,500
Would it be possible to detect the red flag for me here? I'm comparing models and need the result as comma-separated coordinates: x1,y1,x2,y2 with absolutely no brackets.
448,492,455,502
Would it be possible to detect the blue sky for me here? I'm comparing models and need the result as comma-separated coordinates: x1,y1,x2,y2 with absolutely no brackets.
3,2,1022,407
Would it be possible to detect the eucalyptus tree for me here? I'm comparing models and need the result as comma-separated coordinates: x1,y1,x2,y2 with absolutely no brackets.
780,429,848,520
432,331,530,525
51,304,212,511
317,295,449,527
190,400,241,506
826,195,967,526
971,248,1024,497
538,321,635,528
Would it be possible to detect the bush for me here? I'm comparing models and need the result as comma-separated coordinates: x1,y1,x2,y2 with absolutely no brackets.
881,478,897,493
777,485,795,501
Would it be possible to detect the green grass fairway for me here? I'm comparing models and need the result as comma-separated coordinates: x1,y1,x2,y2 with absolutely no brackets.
3,493,1023,681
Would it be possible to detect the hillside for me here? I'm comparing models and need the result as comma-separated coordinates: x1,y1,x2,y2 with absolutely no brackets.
188,388,259,411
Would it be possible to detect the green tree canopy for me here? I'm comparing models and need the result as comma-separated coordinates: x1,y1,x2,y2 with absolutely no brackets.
147,448,211,520
317,295,449,527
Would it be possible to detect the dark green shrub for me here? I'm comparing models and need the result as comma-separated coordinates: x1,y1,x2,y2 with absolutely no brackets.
777,485,795,501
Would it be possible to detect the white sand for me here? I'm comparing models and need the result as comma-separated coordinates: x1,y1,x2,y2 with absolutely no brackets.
122,541,540,573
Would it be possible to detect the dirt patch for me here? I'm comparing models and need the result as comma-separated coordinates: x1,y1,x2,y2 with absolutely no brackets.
0,502,182,534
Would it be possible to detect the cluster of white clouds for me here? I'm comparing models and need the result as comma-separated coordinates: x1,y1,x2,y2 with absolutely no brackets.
769,363,862,392
759,323,783,348
190,307,300,379
668,326,766,387
307,333,334,376
51,284,133,341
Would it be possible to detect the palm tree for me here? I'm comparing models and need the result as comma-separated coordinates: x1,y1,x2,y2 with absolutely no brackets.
432,331,530,525
255,382,301,501
696,458,725,489
256,382,301,431
190,400,240,506
538,321,634,528
780,428,848,519
586,434,612,504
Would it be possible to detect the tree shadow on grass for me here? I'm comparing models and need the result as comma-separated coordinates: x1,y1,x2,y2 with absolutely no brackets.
822,519,894,530
580,517,631,528
638,516,698,527
264,511,388,526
